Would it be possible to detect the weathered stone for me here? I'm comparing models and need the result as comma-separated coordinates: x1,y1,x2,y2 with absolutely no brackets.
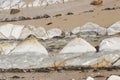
107,21,120,35
100,37,120,51
72,22,106,37
0,23,24,39
59,38,96,54
10,35,48,55
47,28,64,38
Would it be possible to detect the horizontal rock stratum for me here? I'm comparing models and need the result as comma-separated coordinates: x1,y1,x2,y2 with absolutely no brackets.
0,0,69,10
0,22,120,69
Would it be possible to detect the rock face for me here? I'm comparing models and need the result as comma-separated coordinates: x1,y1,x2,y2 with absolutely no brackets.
10,35,48,55
47,28,64,38
107,21,120,35
60,38,96,54
0,0,70,10
0,35,49,69
0,23,24,39
107,75,120,80
24,25,48,40
0,24,49,40
100,37,120,51
0,53,48,69
18,25,49,40
72,22,106,37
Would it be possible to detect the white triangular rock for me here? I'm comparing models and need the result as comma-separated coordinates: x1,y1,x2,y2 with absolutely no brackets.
100,37,120,51
47,28,63,38
10,35,48,55
20,25,48,40
60,38,96,54
107,21,120,35
0,23,24,39
86,76,95,80
72,22,106,36
107,75,120,80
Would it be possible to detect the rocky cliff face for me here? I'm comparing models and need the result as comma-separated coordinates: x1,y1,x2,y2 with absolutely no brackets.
0,0,69,10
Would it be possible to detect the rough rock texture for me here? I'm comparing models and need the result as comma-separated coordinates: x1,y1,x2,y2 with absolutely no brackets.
18,25,49,40
60,38,96,54
47,28,64,38
72,22,106,37
100,37,120,51
0,24,49,40
0,23,24,39
107,21,120,35
0,0,70,10
0,53,48,69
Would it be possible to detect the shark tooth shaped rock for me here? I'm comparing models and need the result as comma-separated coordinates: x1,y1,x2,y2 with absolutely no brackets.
100,37,120,51
10,35,48,55
107,21,120,35
47,28,64,38
20,25,48,40
72,22,106,37
59,38,96,54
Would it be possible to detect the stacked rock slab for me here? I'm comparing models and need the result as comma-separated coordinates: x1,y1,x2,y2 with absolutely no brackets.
107,21,120,35
0,35,48,69
0,0,69,10
72,22,106,37
0,24,49,40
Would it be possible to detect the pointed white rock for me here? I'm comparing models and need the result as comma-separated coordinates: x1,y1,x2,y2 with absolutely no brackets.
107,21,120,35
72,22,106,36
86,76,95,80
10,35,48,55
60,38,96,54
0,23,24,39
107,75,120,80
100,37,120,51
20,25,48,40
47,28,63,38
